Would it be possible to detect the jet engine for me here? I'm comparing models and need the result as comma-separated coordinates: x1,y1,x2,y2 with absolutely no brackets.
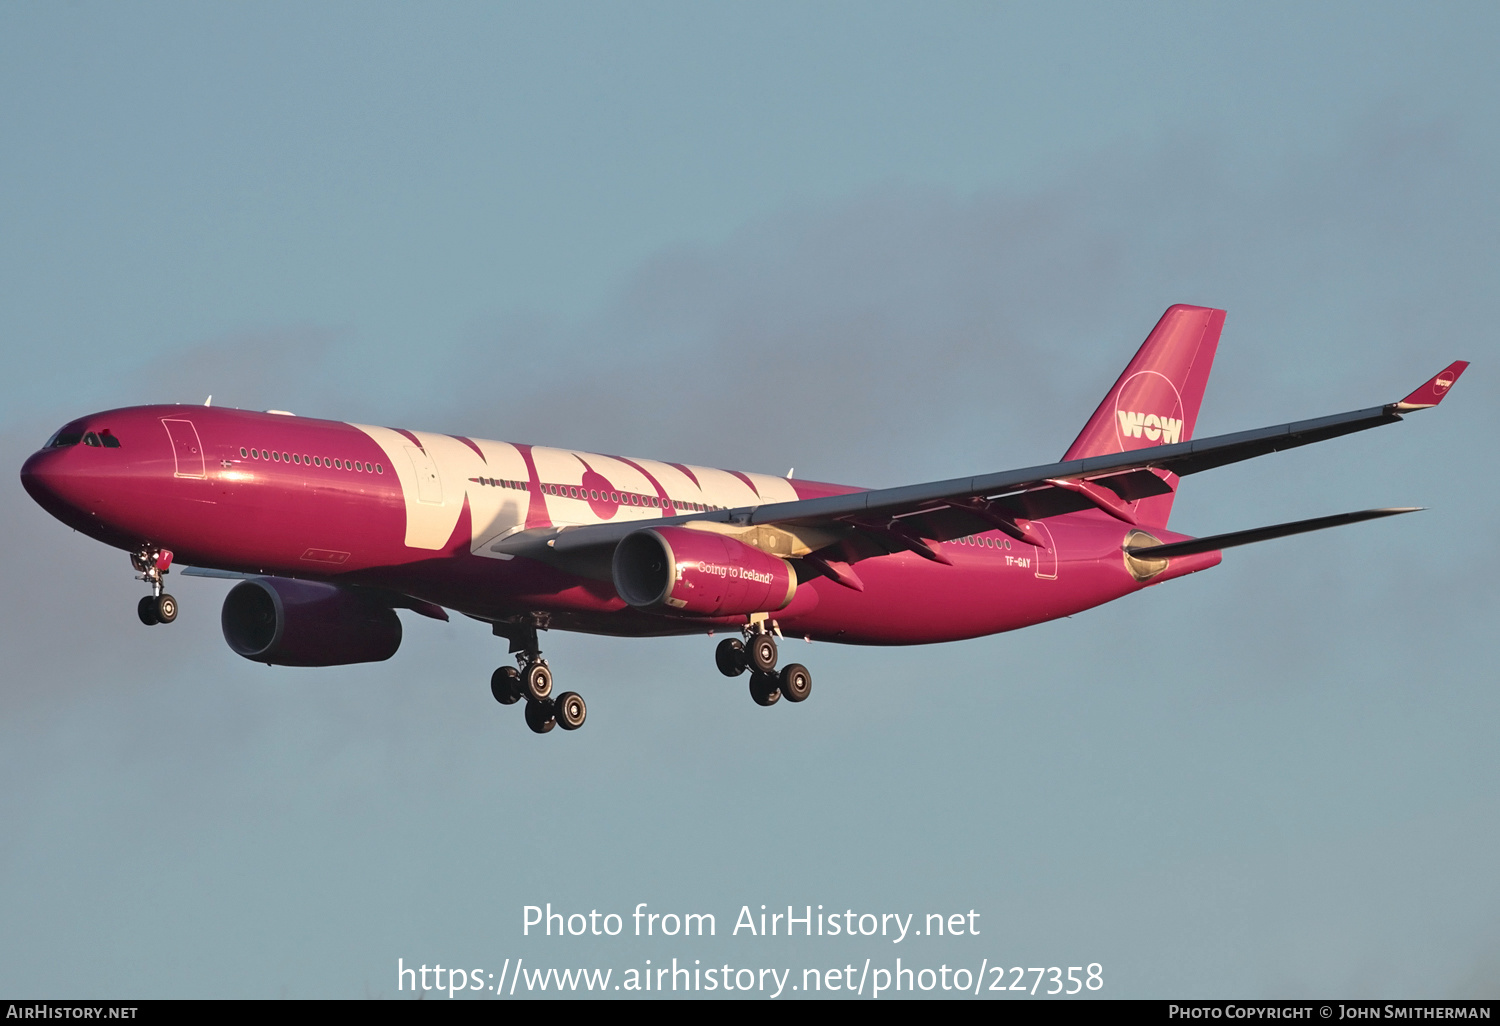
221,577,402,666
612,526,796,617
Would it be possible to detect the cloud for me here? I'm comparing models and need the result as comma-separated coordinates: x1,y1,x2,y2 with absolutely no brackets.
5,119,1498,997
121,324,350,415
429,120,1497,495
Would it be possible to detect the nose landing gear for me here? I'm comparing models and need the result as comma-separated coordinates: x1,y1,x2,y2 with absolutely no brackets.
716,620,813,709
489,616,587,734
132,548,177,626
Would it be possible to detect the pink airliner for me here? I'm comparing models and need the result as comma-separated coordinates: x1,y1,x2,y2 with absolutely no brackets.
20,306,1467,734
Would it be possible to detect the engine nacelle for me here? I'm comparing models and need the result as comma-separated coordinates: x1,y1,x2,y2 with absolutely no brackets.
221,577,402,667
612,526,796,617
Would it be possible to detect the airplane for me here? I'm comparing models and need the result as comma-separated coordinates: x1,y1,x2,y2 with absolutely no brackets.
19,305,1467,735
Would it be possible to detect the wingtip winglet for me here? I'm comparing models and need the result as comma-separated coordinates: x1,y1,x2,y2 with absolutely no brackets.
1395,360,1469,411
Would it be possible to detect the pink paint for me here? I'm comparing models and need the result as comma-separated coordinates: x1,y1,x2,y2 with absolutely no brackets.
18,306,1463,698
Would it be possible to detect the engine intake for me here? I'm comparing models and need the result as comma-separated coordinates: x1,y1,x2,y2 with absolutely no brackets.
222,577,402,666
613,526,796,617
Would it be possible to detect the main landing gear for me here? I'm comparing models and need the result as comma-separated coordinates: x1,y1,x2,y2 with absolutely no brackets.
715,620,812,709
132,548,178,626
489,617,587,735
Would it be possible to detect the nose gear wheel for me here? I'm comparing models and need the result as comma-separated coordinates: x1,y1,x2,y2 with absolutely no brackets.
131,548,177,626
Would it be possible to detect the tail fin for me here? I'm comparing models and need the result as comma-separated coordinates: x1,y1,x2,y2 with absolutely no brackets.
1062,304,1224,527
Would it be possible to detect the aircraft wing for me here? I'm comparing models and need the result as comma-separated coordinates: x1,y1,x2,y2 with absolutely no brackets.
493,361,1467,573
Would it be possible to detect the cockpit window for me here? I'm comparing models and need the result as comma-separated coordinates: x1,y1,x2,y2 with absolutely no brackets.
43,427,120,449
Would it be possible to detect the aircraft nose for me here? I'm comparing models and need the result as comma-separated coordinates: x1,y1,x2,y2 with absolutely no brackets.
20,448,58,502
20,447,81,517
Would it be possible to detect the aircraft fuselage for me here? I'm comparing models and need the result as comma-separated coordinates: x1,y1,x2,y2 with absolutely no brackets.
20,404,1214,645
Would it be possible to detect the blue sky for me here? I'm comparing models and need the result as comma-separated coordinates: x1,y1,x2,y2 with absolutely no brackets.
2,2,1497,998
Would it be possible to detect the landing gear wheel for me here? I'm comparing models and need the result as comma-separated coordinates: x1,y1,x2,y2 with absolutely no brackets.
715,637,747,677
778,663,811,703
490,666,522,705
524,699,556,734
554,691,587,730
747,633,778,674
749,672,781,707
154,594,178,624
524,662,553,702
137,596,160,626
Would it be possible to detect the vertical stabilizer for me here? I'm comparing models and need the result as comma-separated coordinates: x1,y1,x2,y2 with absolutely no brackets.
1062,304,1224,527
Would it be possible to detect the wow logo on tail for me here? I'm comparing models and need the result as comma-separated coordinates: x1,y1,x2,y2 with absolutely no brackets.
1114,371,1186,447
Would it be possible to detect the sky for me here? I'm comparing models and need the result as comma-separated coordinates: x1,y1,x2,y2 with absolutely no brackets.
2,1,1498,1000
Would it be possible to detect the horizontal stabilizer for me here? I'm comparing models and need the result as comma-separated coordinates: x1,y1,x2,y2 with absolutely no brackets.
1124,507,1421,560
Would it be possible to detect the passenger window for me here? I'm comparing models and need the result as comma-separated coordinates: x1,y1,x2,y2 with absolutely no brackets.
241,447,249,458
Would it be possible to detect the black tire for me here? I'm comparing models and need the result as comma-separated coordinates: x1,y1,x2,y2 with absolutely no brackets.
715,637,747,677
779,663,811,703
554,691,587,730
524,662,553,702
749,671,781,707
154,594,178,624
137,595,159,626
524,699,555,734
747,633,778,674
490,666,522,705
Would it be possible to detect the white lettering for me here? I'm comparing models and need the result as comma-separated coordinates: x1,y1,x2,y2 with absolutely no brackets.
1117,411,1184,445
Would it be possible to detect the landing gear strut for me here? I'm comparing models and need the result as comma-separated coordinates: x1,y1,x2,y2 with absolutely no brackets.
489,616,587,734
132,548,177,626
718,619,813,709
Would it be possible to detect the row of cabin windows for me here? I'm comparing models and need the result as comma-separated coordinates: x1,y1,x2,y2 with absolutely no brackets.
47,429,120,448
469,476,722,512
241,447,383,475
956,535,1013,550
540,481,721,511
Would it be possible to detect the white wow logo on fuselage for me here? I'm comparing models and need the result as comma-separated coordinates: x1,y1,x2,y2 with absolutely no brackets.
1113,370,1186,449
